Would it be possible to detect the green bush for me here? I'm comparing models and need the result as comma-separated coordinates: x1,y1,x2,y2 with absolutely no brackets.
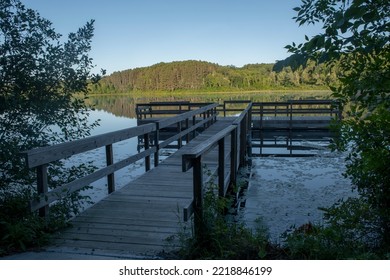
283,197,387,259
173,180,279,259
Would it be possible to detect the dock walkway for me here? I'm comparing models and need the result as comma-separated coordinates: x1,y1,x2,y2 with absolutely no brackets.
49,119,234,258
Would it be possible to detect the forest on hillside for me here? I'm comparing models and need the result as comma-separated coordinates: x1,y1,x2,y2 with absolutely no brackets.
90,58,338,94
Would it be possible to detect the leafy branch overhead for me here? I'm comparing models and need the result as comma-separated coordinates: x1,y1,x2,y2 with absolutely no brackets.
287,0,389,110
288,0,389,60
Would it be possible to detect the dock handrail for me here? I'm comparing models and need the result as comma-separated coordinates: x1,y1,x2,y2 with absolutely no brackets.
136,101,217,120
181,102,252,235
21,103,219,218
153,103,219,165
251,99,342,118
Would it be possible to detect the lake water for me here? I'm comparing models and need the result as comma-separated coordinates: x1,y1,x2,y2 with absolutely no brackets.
71,109,143,204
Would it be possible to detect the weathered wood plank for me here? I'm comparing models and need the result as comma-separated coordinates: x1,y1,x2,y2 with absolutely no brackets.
71,217,183,229
51,240,173,255
58,229,179,243
70,221,181,233
54,229,177,242
22,123,156,168
182,125,236,170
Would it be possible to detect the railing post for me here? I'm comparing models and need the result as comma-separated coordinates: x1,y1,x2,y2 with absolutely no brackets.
144,133,151,172
192,156,203,238
337,101,343,120
106,144,115,193
260,103,264,155
186,118,190,143
239,115,247,166
154,122,160,167
289,101,293,155
247,104,253,163
177,121,182,148
218,137,225,197
192,115,196,139
36,164,49,218
230,127,237,186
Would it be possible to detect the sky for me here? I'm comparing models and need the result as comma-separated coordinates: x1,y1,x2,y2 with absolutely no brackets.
22,0,323,74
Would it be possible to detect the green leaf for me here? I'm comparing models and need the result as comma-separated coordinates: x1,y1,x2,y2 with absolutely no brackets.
362,11,376,23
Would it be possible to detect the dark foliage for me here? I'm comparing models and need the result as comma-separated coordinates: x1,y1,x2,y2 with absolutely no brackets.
0,0,100,255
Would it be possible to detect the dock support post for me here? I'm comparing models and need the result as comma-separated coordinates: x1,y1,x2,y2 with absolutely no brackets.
144,133,150,172
36,164,49,218
192,116,196,139
289,101,293,156
106,144,115,193
218,137,225,197
239,114,247,166
177,121,182,148
186,118,190,143
154,123,160,167
192,156,203,238
230,127,237,186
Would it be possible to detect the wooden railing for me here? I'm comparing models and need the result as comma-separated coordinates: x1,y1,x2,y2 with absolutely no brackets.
221,100,252,117
21,103,219,218
252,99,342,119
136,101,217,120
181,102,252,236
250,99,342,156
152,103,218,165
136,100,253,120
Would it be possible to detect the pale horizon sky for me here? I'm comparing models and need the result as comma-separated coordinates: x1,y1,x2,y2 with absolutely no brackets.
22,0,323,74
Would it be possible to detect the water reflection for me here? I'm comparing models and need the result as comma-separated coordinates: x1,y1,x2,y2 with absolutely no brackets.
86,92,330,119
87,95,139,118
87,95,200,118
87,109,137,135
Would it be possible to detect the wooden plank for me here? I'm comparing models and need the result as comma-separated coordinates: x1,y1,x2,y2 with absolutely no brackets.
75,208,181,221
55,228,178,241
71,216,183,228
70,221,181,233
105,144,115,193
51,239,173,255
22,123,156,168
53,232,174,247
36,165,49,217
182,125,236,170
85,200,189,212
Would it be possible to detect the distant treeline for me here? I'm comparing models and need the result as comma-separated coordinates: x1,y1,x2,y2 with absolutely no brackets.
90,59,338,94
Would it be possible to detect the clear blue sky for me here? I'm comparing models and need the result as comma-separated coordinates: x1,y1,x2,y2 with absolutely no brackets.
22,0,322,74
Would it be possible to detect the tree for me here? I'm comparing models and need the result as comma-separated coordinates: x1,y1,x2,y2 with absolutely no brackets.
287,0,390,253
0,0,101,253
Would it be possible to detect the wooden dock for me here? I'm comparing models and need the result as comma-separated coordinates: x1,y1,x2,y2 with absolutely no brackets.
48,119,235,258
20,100,340,259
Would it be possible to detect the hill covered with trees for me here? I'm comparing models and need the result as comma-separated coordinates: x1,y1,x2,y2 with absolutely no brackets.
90,59,337,94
